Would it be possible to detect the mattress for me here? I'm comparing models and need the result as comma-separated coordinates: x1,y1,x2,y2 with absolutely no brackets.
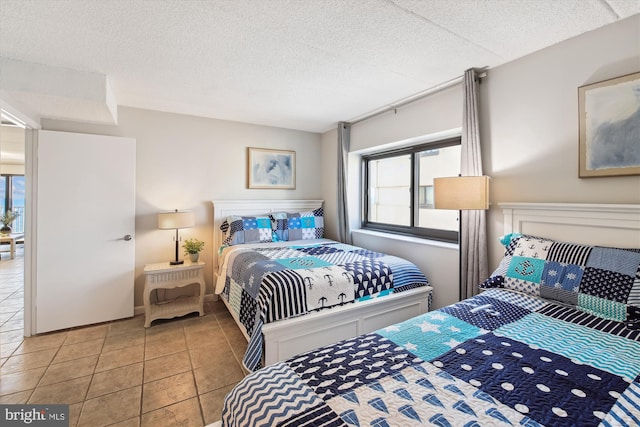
221,288,640,426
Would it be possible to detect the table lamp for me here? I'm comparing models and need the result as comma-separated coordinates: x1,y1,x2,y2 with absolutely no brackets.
157,209,195,265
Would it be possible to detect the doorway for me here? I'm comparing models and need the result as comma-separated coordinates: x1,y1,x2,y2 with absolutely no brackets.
0,116,26,345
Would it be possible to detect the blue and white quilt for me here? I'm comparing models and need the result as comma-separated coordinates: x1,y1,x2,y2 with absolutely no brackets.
221,288,640,427
217,239,430,371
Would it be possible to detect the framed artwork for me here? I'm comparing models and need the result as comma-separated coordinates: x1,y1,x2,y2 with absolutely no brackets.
247,148,296,189
578,72,640,177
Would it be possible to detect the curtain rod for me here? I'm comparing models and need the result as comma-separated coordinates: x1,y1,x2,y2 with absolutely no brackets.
348,72,486,125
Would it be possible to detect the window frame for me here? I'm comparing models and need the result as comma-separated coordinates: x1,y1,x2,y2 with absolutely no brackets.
361,136,461,243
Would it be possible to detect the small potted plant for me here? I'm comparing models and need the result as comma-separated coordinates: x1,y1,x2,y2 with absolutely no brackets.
183,238,205,262
0,210,19,235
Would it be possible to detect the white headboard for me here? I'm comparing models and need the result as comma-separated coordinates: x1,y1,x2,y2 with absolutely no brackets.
500,202,640,248
211,199,324,270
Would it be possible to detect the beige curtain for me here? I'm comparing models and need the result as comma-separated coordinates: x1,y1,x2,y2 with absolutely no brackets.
460,69,488,299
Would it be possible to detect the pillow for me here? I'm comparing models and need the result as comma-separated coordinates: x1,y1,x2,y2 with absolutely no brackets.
283,207,324,241
267,207,325,241
480,234,640,327
270,212,288,242
220,215,273,245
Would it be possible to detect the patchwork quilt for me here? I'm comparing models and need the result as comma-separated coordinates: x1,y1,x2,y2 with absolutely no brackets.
217,240,430,371
221,289,640,427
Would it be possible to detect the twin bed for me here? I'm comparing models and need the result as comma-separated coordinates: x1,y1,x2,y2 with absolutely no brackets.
213,201,640,427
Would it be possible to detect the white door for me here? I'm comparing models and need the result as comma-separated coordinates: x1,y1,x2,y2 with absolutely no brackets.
35,130,135,333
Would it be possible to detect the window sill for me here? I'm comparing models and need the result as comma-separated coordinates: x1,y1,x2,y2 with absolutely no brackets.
351,229,458,250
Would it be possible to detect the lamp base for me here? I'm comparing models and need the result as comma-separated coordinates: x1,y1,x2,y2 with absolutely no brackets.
170,260,184,265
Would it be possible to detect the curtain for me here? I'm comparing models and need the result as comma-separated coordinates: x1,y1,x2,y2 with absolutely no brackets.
337,122,351,244
460,69,488,299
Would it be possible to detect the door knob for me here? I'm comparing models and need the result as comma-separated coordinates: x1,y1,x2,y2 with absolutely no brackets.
123,234,133,241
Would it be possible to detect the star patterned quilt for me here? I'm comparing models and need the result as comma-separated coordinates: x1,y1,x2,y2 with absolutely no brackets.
221,288,640,427
217,239,430,371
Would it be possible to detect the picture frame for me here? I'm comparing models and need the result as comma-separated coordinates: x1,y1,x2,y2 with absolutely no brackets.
578,72,640,178
247,147,296,189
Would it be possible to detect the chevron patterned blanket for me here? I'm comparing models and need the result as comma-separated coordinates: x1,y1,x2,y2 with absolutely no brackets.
218,240,430,371
221,288,640,427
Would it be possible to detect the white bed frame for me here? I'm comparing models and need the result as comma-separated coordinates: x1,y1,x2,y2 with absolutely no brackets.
211,199,432,366
500,202,640,247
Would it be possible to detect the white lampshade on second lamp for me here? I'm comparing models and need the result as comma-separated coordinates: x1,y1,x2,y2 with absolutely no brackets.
158,210,195,265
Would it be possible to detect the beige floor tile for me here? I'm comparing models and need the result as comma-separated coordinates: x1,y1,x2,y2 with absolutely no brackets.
102,329,145,353
188,343,235,370
28,375,91,404
141,397,203,427
1,347,57,374
53,338,104,364
146,318,184,342
0,367,46,396
107,316,145,337
143,351,191,383
142,371,196,414
40,355,98,386
193,361,244,394
183,315,219,334
86,362,143,399
110,417,141,427
95,344,144,372
64,324,109,345
0,389,32,404
77,386,141,427
185,328,228,350
145,326,185,344
144,335,186,360
14,333,67,355
199,384,234,425
69,402,83,427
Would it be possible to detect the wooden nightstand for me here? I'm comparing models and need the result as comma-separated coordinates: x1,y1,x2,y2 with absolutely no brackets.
143,261,206,328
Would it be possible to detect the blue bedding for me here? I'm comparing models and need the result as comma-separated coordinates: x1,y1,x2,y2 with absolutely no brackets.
221,288,640,426
217,239,430,371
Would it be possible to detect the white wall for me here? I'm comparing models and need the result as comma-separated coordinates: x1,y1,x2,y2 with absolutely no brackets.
322,15,640,308
42,107,322,307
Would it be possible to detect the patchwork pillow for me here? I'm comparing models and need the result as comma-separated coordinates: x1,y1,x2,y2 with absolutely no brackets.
220,215,274,245
269,212,288,242
266,207,325,241
285,207,324,241
480,234,640,327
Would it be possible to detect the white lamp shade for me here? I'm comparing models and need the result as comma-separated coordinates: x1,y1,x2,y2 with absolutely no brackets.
157,210,195,229
433,176,490,210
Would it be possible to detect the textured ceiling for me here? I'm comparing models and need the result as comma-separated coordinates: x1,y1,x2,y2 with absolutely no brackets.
0,0,638,132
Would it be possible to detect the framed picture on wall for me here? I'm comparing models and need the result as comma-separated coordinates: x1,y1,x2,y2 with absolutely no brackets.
578,72,640,177
247,147,296,189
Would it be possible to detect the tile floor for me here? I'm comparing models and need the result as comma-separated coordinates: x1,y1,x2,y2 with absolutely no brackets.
0,245,248,426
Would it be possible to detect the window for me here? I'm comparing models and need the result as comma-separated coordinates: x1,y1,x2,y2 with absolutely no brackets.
1,174,25,233
363,137,461,242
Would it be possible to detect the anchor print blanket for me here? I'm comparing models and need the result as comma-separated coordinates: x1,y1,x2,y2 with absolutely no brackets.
221,288,640,427
217,240,430,371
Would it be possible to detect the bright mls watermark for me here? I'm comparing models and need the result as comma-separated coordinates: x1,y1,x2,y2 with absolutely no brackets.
1,405,68,426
